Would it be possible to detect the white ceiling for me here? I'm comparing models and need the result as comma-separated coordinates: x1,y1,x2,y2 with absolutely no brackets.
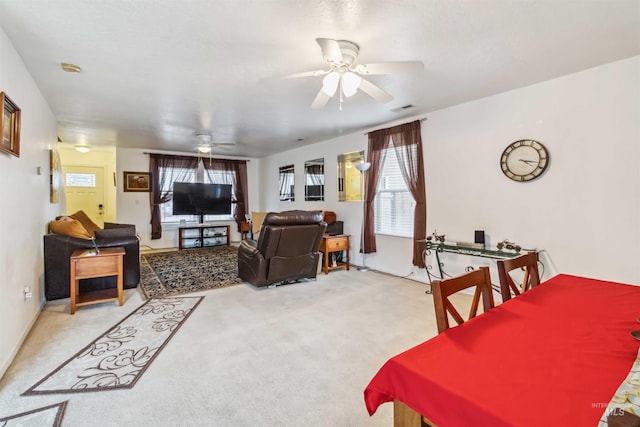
0,0,638,158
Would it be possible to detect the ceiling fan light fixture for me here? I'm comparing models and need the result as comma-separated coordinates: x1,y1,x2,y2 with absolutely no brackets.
322,71,340,96
197,145,211,153
196,133,213,145
342,72,362,98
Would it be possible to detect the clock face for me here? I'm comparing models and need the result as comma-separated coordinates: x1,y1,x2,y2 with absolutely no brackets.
500,139,549,182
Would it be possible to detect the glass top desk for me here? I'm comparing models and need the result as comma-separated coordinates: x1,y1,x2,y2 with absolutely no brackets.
419,240,541,294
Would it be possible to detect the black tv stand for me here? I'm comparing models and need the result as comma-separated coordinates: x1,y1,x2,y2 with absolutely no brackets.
178,224,230,250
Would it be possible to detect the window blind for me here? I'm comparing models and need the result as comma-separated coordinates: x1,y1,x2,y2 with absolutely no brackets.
374,147,415,238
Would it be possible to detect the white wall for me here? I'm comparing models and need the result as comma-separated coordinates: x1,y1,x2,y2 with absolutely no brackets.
261,56,640,285
116,148,261,250
0,26,59,378
424,56,639,285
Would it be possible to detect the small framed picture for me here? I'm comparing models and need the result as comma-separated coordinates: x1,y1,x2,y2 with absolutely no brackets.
123,171,151,192
1,92,21,157
50,148,61,203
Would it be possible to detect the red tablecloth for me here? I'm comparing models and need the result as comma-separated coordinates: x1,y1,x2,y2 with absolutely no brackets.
364,274,640,426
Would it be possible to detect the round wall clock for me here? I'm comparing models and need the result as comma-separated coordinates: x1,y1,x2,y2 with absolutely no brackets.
500,139,549,182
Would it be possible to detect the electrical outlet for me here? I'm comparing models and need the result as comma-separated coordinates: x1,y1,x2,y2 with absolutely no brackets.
24,287,33,299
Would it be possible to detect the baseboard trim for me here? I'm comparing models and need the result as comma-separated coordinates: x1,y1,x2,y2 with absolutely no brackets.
0,299,45,381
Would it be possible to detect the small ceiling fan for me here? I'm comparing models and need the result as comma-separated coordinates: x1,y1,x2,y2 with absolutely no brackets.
286,38,424,109
195,133,234,153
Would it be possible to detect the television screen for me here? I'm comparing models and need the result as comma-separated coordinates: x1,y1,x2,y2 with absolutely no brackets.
172,182,232,216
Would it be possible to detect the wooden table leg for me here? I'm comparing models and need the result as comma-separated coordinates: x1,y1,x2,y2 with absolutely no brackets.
393,400,436,427
346,247,350,271
117,254,123,306
70,259,76,315
324,250,329,274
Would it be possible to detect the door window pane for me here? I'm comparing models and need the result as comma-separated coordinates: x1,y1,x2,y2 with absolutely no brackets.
65,173,96,187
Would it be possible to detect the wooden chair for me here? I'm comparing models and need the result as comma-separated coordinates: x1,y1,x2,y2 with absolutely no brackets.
608,410,640,427
397,268,495,426
431,267,495,334
497,251,540,302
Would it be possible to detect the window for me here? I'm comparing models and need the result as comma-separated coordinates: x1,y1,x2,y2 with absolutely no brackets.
65,173,96,187
279,164,295,201
304,158,324,201
160,161,235,223
374,146,415,238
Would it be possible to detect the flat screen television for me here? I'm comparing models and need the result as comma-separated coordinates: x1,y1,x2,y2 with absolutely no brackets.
172,183,232,220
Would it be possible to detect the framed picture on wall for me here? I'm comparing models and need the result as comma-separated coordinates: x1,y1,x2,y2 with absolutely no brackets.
0,92,21,157
49,148,61,203
123,171,151,192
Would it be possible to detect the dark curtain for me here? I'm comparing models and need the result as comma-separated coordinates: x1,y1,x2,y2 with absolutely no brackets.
203,158,249,226
363,131,390,254
389,121,427,267
149,154,198,239
364,120,426,267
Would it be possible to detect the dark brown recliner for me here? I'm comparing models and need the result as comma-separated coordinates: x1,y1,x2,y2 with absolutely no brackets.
238,210,326,287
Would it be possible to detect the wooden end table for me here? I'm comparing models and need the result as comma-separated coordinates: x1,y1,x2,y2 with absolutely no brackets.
70,247,125,314
239,221,250,240
319,234,350,274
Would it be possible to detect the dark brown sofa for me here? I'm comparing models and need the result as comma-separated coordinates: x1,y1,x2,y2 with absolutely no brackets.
237,210,326,287
44,223,140,300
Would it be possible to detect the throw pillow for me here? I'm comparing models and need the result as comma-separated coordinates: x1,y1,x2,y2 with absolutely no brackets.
49,218,93,239
70,210,101,237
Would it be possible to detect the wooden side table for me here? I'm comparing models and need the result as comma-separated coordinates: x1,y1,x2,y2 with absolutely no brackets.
70,247,125,314
319,234,350,274
239,221,250,240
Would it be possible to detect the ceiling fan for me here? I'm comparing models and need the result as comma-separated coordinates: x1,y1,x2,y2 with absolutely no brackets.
286,38,424,109
194,133,234,153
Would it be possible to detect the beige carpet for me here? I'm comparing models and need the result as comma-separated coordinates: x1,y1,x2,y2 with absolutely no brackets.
0,270,472,426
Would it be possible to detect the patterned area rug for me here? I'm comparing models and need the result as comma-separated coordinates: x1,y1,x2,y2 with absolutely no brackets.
139,245,243,299
0,401,67,427
23,297,202,395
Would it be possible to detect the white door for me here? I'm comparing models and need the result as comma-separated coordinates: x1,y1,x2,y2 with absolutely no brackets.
62,166,105,227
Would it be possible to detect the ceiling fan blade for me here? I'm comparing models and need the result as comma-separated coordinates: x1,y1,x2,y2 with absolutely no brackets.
311,88,331,109
358,78,394,103
354,61,424,75
282,69,329,79
316,38,343,64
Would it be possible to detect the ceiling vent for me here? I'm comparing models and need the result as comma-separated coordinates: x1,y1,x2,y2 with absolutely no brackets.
390,104,415,113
